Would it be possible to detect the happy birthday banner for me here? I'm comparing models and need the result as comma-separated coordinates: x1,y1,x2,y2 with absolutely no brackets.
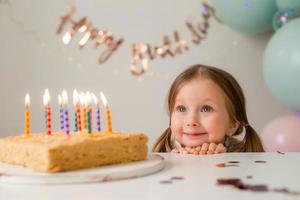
57,2,220,76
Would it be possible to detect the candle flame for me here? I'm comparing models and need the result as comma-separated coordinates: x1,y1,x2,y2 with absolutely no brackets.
73,89,79,106
43,89,50,107
62,90,68,105
79,92,85,106
91,93,99,105
86,91,92,105
100,92,108,107
25,93,30,107
58,95,62,106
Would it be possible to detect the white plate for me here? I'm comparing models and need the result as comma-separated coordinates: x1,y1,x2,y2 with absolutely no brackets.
0,154,164,185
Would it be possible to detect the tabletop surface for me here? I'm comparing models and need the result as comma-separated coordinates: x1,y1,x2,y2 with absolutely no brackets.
1,152,300,200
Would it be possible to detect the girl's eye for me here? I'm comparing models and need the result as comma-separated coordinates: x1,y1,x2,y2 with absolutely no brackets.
201,105,213,112
176,105,186,112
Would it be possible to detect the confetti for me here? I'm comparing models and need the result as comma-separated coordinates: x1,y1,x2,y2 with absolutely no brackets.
255,160,267,163
217,178,241,185
228,161,240,164
159,180,173,184
277,151,285,155
216,162,239,168
216,163,226,168
171,176,184,180
217,178,299,195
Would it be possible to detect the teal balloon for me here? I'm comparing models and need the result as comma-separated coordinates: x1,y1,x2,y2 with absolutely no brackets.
272,9,300,30
263,17,300,110
212,0,277,33
276,0,300,12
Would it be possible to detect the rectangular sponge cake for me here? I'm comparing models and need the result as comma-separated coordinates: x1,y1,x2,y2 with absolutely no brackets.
0,132,148,173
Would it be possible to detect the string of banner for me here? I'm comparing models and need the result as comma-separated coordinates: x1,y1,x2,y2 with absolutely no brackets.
56,2,220,76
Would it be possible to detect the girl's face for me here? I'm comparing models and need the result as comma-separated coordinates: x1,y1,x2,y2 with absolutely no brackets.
171,77,237,147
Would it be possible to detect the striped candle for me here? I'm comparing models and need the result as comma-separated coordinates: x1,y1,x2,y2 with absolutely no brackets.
62,90,70,137
58,95,64,131
92,93,101,132
76,104,82,132
73,89,79,132
43,89,52,135
80,92,87,132
100,92,112,133
24,93,30,137
86,92,92,134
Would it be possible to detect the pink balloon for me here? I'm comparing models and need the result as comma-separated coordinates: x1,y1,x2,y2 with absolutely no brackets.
262,115,300,152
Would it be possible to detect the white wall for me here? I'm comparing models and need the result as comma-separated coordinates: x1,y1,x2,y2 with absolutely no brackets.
0,0,286,148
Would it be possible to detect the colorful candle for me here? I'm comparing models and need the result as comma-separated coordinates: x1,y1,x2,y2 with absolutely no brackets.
62,90,70,137
100,92,112,133
92,93,101,132
86,92,92,134
80,92,87,132
73,89,80,132
43,89,52,135
58,95,64,131
24,93,30,137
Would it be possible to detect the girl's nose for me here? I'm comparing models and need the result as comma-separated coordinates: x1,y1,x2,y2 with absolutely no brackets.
186,115,200,127
187,122,200,127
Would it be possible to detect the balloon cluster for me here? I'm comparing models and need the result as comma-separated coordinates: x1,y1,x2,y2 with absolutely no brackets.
213,0,300,152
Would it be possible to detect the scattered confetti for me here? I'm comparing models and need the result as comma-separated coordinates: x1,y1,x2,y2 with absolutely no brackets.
216,162,239,168
171,176,184,180
159,180,173,184
216,163,226,168
228,161,240,164
217,178,299,195
255,160,267,163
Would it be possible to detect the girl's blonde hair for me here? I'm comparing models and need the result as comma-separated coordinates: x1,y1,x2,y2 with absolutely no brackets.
152,64,264,153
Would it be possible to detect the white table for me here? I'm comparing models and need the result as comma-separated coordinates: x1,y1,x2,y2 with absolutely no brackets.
1,153,299,200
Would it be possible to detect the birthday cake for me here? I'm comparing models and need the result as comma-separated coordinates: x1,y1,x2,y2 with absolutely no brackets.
0,131,148,173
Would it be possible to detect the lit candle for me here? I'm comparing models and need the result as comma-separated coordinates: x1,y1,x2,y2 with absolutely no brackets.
92,93,101,132
43,89,52,135
24,93,30,137
86,92,92,134
100,92,112,133
62,90,70,137
58,95,64,131
73,89,81,132
80,92,87,132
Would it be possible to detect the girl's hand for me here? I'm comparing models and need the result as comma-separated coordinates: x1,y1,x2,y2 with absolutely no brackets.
171,143,226,155
199,143,226,155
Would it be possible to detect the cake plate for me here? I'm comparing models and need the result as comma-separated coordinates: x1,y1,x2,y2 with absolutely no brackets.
0,154,164,185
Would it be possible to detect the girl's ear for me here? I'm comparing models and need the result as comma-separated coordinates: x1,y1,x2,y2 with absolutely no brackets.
226,121,240,136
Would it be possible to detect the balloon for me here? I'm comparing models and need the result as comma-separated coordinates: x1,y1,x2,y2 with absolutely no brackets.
272,9,300,30
263,17,300,110
276,0,300,12
262,115,300,152
212,0,277,33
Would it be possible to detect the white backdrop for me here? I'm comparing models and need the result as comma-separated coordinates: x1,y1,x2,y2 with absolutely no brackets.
0,0,287,148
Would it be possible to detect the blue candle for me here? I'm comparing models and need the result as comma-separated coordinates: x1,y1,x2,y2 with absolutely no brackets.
58,95,64,131
62,90,70,137
92,93,101,132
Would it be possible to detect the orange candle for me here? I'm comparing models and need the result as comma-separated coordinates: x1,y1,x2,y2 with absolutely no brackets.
80,92,87,132
100,92,112,133
24,93,30,137
43,89,52,135
73,89,82,132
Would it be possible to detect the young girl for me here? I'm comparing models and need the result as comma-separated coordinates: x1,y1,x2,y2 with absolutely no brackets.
153,64,264,154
